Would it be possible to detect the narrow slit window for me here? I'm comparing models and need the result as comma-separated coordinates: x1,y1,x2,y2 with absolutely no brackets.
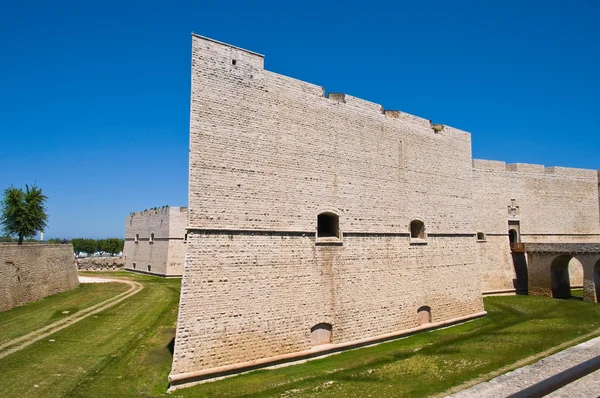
150,233,154,243
135,234,139,243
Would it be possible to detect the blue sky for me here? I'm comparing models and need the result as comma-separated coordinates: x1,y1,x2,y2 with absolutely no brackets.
1,0,599,239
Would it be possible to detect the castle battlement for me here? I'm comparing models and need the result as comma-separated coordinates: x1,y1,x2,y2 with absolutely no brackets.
129,206,187,218
192,33,468,139
473,159,596,178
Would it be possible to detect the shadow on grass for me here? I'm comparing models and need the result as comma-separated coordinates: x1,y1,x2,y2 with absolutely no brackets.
234,297,600,397
168,337,175,356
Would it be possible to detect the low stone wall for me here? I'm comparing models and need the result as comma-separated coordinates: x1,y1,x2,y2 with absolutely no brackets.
0,243,79,312
77,256,124,271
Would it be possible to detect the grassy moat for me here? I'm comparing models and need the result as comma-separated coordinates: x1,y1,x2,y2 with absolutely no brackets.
0,274,598,398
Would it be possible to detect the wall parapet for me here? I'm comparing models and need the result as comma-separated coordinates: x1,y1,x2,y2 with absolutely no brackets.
192,33,468,139
129,205,187,217
473,159,597,178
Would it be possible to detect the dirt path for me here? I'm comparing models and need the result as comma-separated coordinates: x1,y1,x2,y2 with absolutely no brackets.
0,276,143,360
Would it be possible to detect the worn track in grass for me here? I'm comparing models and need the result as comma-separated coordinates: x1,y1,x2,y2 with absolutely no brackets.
0,276,143,360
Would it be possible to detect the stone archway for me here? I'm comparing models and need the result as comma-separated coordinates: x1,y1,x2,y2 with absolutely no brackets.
526,244,600,301
550,255,574,299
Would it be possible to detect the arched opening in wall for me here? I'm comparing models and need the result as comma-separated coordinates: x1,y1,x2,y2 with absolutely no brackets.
150,233,154,243
410,220,426,240
310,323,332,346
594,259,600,303
317,213,340,239
508,229,518,243
417,306,431,325
147,265,151,272
568,257,584,290
551,255,578,299
132,262,136,269
135,234,139,243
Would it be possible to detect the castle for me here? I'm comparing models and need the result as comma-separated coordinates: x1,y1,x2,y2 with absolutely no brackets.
168,34,600,387
123,206,187,277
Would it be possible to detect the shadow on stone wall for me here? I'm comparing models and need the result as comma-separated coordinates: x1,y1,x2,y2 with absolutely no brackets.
512,252,528,294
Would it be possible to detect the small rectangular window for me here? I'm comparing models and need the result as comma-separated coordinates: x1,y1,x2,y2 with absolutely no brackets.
476,232,486,242
149,233,154,243
316,213,342,245
135,234,139,243
409,219,428,244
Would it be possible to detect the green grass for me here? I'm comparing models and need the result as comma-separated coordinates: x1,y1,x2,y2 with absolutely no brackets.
0,282,129,344
1,273,600,398
571,288,583,298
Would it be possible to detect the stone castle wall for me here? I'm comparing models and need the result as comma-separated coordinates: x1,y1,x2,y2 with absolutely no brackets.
0,244,79,312
171,34,485,379
472,160,600,292
123,206,187,276
77,256,124,271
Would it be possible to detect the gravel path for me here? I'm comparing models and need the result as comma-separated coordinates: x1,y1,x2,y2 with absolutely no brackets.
448,336,600,398
78,275,121,283
0,275,143,359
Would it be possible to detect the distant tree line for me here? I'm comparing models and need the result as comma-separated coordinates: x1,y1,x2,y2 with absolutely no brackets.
0,235,124,255
69,238,124,256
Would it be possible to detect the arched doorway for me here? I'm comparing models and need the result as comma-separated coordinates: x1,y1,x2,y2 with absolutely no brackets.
508,229,518,243
551,255,574,299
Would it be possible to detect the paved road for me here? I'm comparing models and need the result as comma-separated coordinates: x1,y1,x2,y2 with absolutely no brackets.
448,336,600,398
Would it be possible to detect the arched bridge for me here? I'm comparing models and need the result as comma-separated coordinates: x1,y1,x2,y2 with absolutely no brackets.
525,243,600,302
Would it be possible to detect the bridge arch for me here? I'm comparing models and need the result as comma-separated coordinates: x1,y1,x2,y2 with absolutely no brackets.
516,244,600,302
550,255,574,299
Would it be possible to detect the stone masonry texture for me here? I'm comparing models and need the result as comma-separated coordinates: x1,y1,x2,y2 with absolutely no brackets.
123,206,187,277
171,34,600,383
0,243,79,312
171,34,485,378
472,160,600,293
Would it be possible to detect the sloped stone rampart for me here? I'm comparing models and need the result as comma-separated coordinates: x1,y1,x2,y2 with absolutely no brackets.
0,243,79,312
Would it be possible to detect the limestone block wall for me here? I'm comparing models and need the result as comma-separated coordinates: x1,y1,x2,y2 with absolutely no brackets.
123,206,187,276
173,233,482,374
172,34,485,379
473,160,600,292
77,256,124,271
0,244,79,312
